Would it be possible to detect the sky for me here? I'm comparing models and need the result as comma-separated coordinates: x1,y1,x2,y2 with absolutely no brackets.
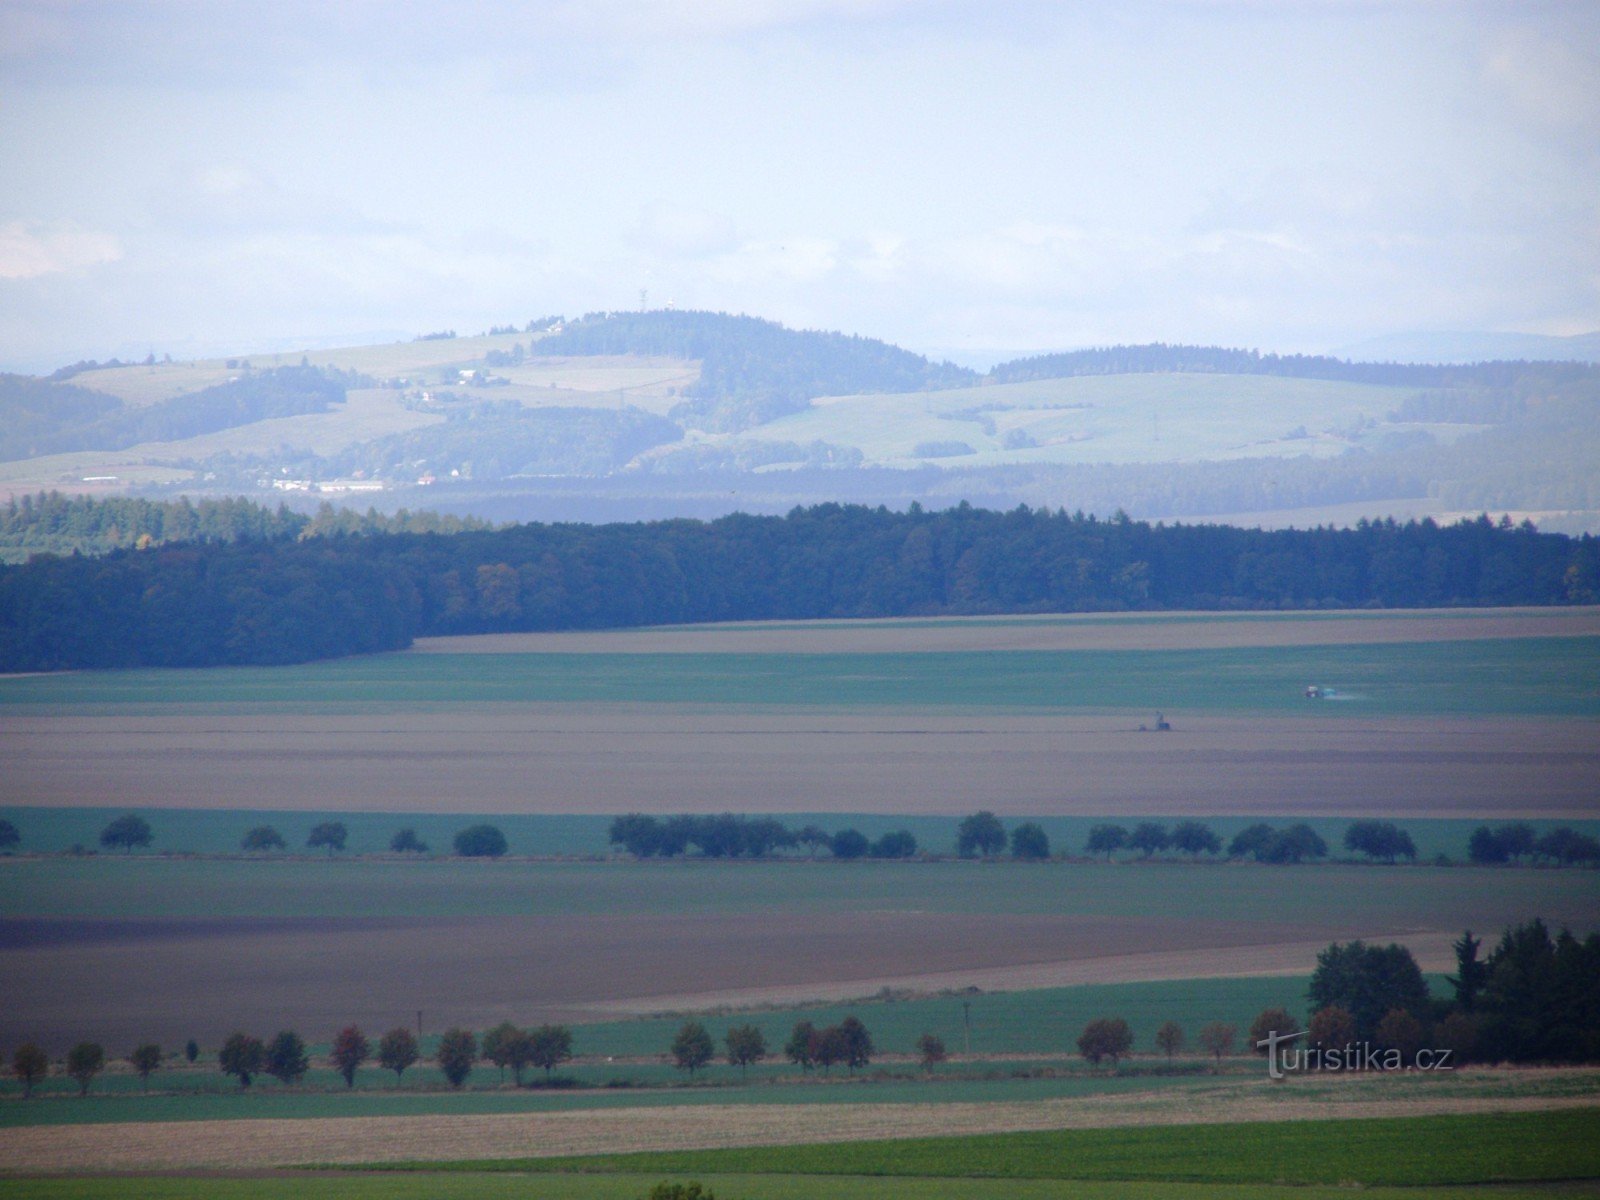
1,0,1597,371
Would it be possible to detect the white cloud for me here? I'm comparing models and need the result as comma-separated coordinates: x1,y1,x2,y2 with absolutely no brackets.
0,220,122,280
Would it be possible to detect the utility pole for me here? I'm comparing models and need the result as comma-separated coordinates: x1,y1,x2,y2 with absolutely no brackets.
962,1001,972,1056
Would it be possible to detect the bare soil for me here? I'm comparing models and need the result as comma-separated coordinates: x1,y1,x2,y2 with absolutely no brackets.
5,710,1596,817
412,608,1600,655
0,911,1342,1051
3,1073,1595,1172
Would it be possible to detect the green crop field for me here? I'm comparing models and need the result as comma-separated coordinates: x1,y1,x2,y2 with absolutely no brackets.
2,638,1597,717
749,372,1434,468
6,854,1597,930
6,1176,1581,1200
395,1108,1600,1189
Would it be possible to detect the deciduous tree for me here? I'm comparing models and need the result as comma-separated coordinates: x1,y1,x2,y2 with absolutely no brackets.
390,827,429,854
1154,1021,1184,1061
241,825,286,853
330,1025,370,1088
265,1030,309,1085
724,1024,767,1078
66,1042,104,1096
99,813,152,853
956,811,1005,858
1129,823,1169,858
1376,1007,1426,1065
916,1033,947,1072
130,1043,161,1091
1077,1018,1133,1068
307,821,348,855
529,1024,573,1080
785,1020,817,1071
671,1021,714,1076
1198,1022,1235,1066
1308,941,1429,1039
1171,821,1221,856
1085,824,1128,860
1010,822,1050,860
0,818,20,852
1343,820,1417,863
1249,1008,1299,1055
1307,1006,1357,1053
454,824,508,857
378,1027,419,1083
829,829,868,860
219,1032,265,1088
436,1027,477,1088
12,1042,48,1098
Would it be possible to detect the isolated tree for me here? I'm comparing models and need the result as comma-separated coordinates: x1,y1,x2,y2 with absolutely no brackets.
956,811,1006,857
0,818,20,852
916,1033,947,1072
483,1021,520,1082
241,825,286,853
219,1032,265,1088
307,821,349,855
12,1042,48,1098
66,1042,104,1096
1154,1021,1185,1062
129,1043,161,1091
608,814,665,857
529,1024,573,1080
1170,820,1221,857
1375,1007,1426,1065
1198,1022,1236,1066
1249,1008,1299,1055
184,1039,199,1064
1308,941,1429,1039
1448,930,1490,1012
1085,824,1128,860
838,1016,874,1072
1129,822,1170,858
378,1026,419,1083
1077,1018,1133,1068
390,827,429,854
454,824,508,857
1307,1006,1357,1054
785,1020,817,1071
725,1024,767,1078
436,1027,477,1088
1343,821,1417,863
830,828,869,860
671,1021,714,1076
330,1025,370,1088
1010,822,1050,861
99,813,152,853
868,829,917,859
265,1030,309,1085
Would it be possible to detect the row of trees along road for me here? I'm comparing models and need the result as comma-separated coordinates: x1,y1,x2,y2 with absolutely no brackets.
8,814,1595,867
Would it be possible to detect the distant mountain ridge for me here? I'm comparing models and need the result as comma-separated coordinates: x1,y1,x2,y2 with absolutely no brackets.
1331,331,1600,366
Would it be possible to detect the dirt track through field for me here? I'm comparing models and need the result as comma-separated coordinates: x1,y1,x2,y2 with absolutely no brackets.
6,711,1597,817
411,608,1600,655
3,1076,1595,1172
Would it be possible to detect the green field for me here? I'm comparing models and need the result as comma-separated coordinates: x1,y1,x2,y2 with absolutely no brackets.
753,372,1433,468
3,638,1597,716
406,1108,1600,1188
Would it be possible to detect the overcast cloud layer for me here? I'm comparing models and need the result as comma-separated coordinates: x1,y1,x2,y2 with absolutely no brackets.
2,1,1596,370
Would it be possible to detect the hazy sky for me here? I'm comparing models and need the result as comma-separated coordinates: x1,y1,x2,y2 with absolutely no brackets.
2,1,1596,370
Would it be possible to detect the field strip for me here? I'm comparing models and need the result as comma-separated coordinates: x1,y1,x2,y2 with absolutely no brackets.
576,932,1461,1017
3,1083,1596,1172
410,608,1600,655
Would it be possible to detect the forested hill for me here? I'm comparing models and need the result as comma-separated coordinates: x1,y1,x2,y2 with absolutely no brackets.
987,344,1600,390
1,504,1593,671
537,310,978,429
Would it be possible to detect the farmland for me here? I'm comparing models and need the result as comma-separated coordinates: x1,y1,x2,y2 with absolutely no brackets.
1,607,1596,1185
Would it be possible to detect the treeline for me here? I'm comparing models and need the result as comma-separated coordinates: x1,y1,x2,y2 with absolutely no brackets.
987,343,1600,391
0,366,357,462
2,502,1594,670
0,493,496,563
535,311,976,430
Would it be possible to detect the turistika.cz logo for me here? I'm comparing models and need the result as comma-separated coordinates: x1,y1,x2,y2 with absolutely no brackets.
1256,1029,1455,1079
